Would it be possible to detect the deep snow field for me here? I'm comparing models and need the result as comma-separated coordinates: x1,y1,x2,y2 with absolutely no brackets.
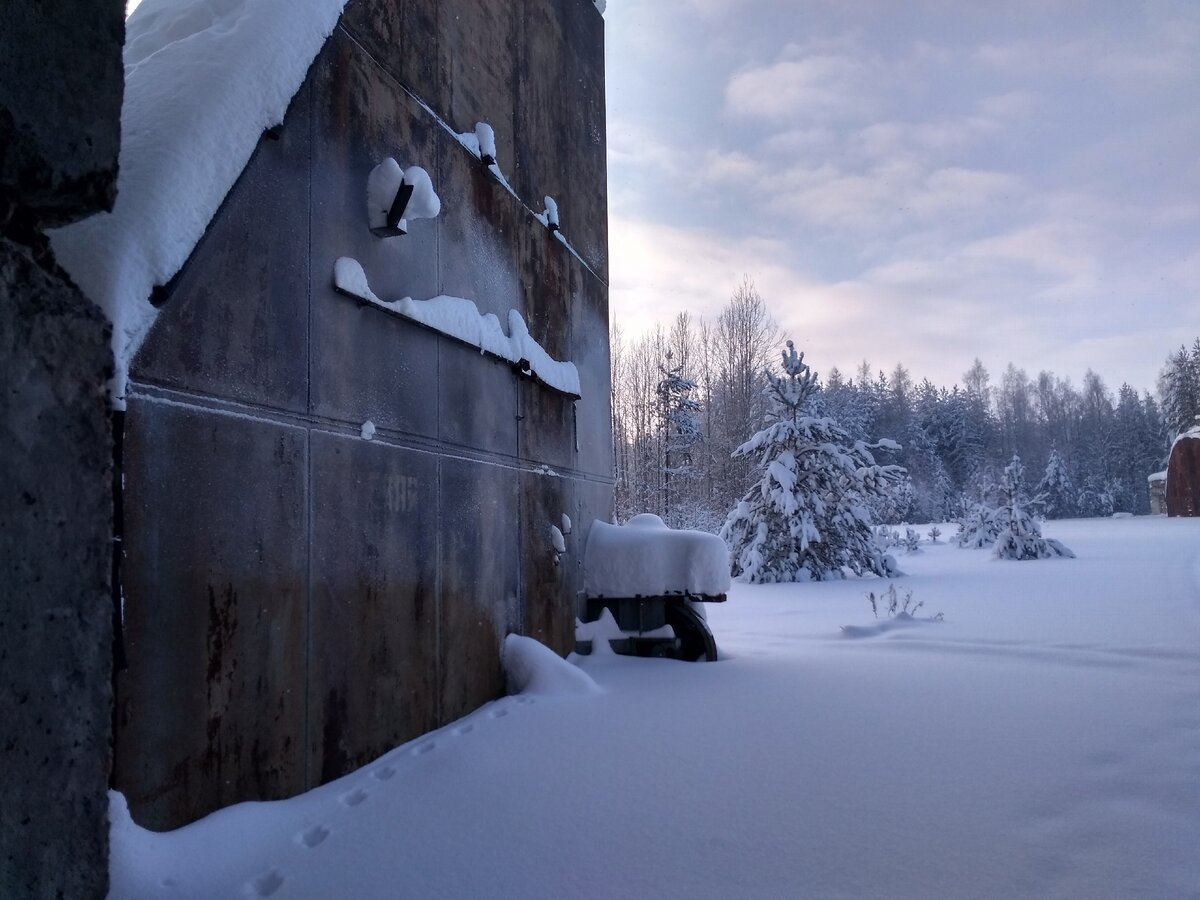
109,517,1200,899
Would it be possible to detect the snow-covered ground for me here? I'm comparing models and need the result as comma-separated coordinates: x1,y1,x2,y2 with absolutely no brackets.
109,517,1200,899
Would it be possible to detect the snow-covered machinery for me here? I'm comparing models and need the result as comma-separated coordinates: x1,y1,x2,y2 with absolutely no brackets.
579,514,730,661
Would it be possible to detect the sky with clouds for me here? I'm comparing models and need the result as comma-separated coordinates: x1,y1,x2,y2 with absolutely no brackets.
603,0,1200,394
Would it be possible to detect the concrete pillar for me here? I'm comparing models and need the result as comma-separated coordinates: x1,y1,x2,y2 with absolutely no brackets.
0,2,124,896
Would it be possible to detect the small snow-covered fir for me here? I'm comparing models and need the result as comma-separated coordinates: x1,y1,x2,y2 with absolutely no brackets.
953,499,1006,548
720,341,904,583
991,454,1075,561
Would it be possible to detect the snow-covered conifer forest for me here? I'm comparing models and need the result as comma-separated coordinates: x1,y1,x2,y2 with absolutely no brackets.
612,278,1200,530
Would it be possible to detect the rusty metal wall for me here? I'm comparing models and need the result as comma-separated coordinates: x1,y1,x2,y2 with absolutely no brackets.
117,0,611,829
1166,438,1199,516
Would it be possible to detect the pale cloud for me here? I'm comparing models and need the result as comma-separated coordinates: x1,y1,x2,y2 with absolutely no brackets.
608,212,840,338
976,27,1198,88
962,223,1102,282
766,163,909,230
909,167,1024,215
760,160,1025,234
605,0,1200,393
977,90,1038,120
606,120,684,182
761,125,839,157
610,201,1192,393
701,148,760,183
724,53,873,122
850,117,1000,161
675,0,743,20
606,117,772,222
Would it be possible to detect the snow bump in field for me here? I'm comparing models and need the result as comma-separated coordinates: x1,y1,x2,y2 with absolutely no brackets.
49,0,349,407
332,257,582,397
502,634,600,697
840,612,942,639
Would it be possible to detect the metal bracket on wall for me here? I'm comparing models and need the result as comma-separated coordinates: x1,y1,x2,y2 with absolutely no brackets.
368,180,414,238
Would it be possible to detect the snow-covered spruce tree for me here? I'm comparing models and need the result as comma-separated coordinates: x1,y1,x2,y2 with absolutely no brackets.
953,467,1004,548
656,351,703,526
1075,476,1116,518
953,498,1004,549
992,454,1075,560
1159,339,1200,438
1035,447,1075,519
720,341,904,582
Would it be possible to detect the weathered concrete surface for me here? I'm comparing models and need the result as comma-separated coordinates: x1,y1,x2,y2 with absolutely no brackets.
117,0,612,828
0,2,122,894
132,87,312,414
0,5,123,226
1166,437,1200,516
118,399,309,830
0,240,113,899
308,433,440,783
439,456,522,723
339,0,608,278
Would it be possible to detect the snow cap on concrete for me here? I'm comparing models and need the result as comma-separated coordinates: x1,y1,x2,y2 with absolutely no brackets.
49,0,350,407
1171,422,1200,449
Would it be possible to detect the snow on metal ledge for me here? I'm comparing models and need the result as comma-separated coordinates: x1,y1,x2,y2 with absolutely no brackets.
332,257,582,400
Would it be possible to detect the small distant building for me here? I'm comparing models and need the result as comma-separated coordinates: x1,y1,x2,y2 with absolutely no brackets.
1148,470,1167,514
1165,426,1200,517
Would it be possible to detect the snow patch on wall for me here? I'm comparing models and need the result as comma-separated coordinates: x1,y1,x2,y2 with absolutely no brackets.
451,121,602,279
535,196,560,232
49,0,349,408
333,257,581,398
455,122,517,197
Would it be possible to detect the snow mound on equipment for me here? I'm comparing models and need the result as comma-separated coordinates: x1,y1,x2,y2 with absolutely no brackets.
584,514,731,598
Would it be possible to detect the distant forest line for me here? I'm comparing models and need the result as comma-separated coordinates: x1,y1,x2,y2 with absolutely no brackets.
611,278,1200,531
